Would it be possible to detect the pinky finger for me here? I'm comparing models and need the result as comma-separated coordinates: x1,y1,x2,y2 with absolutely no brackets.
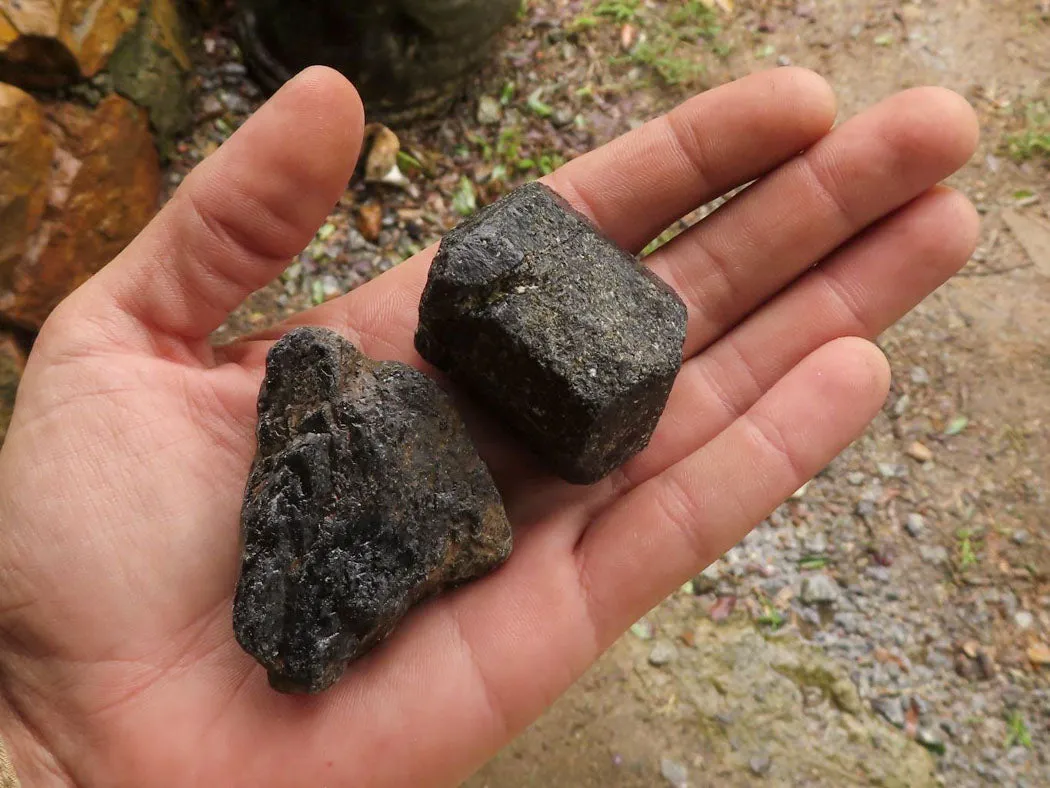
574,337,890,647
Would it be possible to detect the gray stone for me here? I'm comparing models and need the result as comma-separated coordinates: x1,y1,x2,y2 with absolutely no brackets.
648,640,678,667
877,462,906,478
866,565,892,584
749,755,772,775
801,574,840,605
905,513,926,538
476,95,502,125
910,366,930,385
416,182,687,483
1014,611,1035,630
660,757,688,787
234,327,513,693
919,545,949,566
873,696,906,728
803,532,828,554
916,728,946,755
552,105,576,127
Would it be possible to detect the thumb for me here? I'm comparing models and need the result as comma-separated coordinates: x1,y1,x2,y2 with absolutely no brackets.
57,66,364,360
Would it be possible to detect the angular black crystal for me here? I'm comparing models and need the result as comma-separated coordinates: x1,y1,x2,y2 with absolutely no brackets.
415,182,687,484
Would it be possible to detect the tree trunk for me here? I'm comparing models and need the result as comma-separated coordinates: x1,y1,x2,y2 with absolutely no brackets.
236,0,520,124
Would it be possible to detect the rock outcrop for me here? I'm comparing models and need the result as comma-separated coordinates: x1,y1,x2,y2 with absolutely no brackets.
0,87,161,330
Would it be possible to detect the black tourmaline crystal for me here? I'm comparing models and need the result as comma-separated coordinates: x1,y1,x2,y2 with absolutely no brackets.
234,327,512,693
415,181,688,484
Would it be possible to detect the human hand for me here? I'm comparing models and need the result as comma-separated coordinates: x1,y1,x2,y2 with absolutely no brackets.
0,67,978,787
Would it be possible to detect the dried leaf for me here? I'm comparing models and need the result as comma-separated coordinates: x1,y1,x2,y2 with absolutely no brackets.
527,88,554,118
710,595,737,622
452,177,477,217
945,415,969,436
356,203,383,243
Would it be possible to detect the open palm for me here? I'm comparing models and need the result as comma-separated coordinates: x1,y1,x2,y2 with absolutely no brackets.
0,67,978,787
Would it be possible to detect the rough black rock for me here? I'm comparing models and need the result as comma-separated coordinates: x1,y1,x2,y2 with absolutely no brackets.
415,181,687,484
233,327,512,694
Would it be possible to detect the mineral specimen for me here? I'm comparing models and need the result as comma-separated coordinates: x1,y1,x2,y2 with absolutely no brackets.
415,181,687,484
234,327,512,694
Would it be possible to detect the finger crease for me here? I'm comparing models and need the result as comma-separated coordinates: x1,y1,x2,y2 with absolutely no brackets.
182,189,290,296
742,410,808,485
667,239,740,342
813,267,875,338
663,110,713,195
652,470,708,566
795,153,857,232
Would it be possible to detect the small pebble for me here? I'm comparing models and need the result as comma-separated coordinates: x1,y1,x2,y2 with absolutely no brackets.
893,393,911,417
660,757,688,788
905,513,926,538
1014,611,1034,630
910,366,930,385
847,471,867,486
906,441,934,463
1011,529,1029,545
749,755,772,775
476,95,502,125
877,462,905,478
801,574,840,605
804,532,828,554
917,728,946,755
866,565,892,584
919,545,949,566
552,106,576,128
872,696,906,728
648,641,677,667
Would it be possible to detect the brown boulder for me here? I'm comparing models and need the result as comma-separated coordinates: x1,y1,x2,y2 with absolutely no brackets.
0,84,53,285
0,91,161,330
0,1,191,141
0,0,141,87
0,331,24,446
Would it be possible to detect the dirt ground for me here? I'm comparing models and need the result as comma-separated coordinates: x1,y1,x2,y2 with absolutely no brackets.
462,1,1050,786
172,0,1049,785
